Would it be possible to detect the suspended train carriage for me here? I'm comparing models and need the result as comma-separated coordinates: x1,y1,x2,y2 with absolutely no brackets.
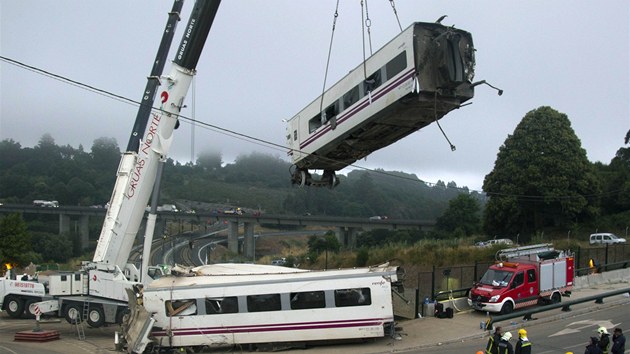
286,21,500,187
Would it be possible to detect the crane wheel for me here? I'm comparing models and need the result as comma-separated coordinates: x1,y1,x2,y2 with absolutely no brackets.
64,303,83,324
87,306,106,328
4,296,25,318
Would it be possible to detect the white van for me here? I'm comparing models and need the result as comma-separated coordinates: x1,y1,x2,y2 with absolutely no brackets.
589,233,626,245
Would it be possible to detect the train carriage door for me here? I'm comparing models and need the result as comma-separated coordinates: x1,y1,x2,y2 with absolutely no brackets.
287,117,301,162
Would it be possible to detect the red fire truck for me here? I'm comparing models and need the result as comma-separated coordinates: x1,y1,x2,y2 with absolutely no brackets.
468,244,574,314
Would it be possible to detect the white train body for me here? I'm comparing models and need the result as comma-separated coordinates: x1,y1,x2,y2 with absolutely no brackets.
286,21,475,179
133,263,402,349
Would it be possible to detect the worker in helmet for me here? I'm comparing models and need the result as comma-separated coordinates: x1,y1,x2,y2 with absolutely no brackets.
486,326,502,354
497,331,514,354
515,329,531,354
597,326,610,354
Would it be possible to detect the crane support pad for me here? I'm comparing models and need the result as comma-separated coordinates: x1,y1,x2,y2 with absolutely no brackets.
14,330,60,342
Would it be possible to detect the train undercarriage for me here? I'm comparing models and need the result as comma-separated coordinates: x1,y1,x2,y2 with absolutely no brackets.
290,167,340,188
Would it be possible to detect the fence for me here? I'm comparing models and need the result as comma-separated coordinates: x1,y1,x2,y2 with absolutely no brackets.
414,243,630,302
574,243,630,275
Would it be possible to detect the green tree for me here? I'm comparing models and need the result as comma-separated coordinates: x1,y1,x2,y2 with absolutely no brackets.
596,146,630,215
0,213,34,267
90,137,120,170
196,148,222,170
436,193,481,236
31,232,73,263
307,232,341,265
483,106,599,236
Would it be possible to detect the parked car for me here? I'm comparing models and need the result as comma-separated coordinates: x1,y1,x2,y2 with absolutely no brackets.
369,215,388,220
271,258,286,266
589,233,626,245
223,207,243,215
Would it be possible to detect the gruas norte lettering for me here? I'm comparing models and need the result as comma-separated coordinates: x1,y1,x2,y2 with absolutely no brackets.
126,159,146,198
177,18,195,60
141,113,161,155
125,112,160,198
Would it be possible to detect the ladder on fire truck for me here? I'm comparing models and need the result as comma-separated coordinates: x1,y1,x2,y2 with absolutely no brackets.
496,243,555,261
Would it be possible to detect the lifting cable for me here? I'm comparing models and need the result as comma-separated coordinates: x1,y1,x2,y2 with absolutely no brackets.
318,0,340,127
361,0,374,103
389,0,403,32
361,0,373,57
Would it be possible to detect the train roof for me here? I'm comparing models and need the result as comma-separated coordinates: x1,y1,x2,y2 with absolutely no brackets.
145,263,399,291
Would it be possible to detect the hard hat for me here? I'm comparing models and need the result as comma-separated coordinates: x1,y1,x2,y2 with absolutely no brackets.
597,326,609,334
502,332,512,341
518,329,527,337
476,352,484,354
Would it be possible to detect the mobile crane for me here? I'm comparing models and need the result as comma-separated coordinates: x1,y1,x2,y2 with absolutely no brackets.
0,0,221,327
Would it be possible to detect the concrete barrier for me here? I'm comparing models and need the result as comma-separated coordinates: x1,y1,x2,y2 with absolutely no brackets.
573,268,630,289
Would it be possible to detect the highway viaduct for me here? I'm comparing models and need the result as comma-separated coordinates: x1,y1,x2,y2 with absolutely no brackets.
0,204,435,259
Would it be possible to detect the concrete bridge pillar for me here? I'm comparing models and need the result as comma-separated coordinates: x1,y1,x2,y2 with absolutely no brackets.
79,215,90,249
335,226,360,249
227,221,239,253
243,222,255,260
59,214,71,235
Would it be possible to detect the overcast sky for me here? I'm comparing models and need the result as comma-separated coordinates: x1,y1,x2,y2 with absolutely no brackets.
1,1,628,191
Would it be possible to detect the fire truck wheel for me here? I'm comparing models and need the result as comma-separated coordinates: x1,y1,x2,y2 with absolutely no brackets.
551,292,561,303
4,296,25,318
500,301,513,315
64,303,83,324
87,306,105,328
24,298,41,319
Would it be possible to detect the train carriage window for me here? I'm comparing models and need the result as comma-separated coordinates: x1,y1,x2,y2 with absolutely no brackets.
363,71,382,92
334,288,372,307
293,130,297,140
342,85,360,110
290,291,326,310
165,299,197,316
247,293,281,312
309,114,321,133
322,101,339,124
205,296,239,315
385,51,407,80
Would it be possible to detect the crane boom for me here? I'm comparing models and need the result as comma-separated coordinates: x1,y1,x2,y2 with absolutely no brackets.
126,0,185,153
93,0,221,271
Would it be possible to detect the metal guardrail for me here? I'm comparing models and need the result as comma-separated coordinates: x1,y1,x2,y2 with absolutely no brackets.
487,287,630,329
